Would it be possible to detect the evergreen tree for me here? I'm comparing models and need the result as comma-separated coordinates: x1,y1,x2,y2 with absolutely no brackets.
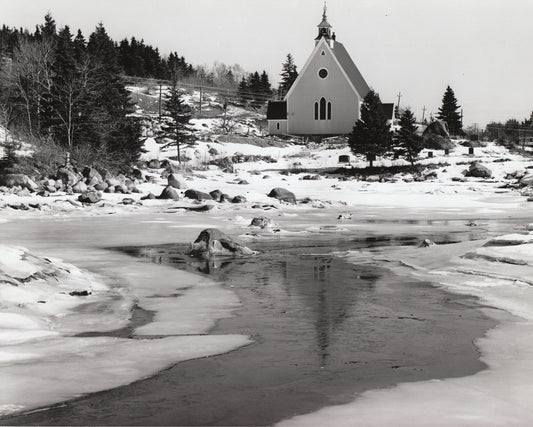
159,84,195,163
237,76,248,104
259,70,272,99
279,53,298,97
437,85,463,136
396,108,424,166
348,89,392,167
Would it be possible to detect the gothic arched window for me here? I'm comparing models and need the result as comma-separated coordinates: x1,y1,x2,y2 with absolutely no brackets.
327,102,332,120
314,102,319,120
320,97,326,120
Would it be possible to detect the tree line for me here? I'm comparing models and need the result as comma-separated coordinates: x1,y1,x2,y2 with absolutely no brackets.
0,13,143,172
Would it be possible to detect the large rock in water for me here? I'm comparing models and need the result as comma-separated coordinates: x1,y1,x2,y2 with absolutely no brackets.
466,162,492,178
268,187,296,204
184,189,212,201
187,228,255,259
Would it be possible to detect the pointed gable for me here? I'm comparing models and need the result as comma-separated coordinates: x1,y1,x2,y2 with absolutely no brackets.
330,42,370,99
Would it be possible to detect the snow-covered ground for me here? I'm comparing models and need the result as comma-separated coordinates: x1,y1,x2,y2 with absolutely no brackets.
2,91,533,422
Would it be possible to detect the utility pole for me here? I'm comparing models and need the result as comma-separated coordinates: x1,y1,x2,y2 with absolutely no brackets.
199,86,203,117
158,84,162,122
421,106,426,123
396,92,402,111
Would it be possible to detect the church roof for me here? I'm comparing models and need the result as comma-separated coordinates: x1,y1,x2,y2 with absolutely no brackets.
317,18,332,28
330,41,370,98
381,103,395,120
267,101,287,120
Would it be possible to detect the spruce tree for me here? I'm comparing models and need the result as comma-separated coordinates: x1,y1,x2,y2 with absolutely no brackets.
159,84,195,164
237,76,248,105
279,53,298,97
348,90,392,168
437,86,463,136
396,108,424,166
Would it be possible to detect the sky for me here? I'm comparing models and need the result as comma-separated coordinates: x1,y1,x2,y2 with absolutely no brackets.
1,0,533,127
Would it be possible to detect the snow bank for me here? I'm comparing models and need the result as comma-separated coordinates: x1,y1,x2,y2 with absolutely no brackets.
0,244,250,416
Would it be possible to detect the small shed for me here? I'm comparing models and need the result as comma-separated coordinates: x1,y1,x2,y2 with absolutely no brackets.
267,101,288,135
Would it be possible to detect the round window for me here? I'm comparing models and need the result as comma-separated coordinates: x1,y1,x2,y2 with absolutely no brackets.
318,68,328,79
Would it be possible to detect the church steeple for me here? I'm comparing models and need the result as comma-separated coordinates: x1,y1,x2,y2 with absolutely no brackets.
316,2,332,42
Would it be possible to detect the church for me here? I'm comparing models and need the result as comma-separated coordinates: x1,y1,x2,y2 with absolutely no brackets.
267,6,371,136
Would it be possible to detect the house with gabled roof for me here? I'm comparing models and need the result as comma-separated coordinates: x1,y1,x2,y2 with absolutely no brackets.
267,5,370,136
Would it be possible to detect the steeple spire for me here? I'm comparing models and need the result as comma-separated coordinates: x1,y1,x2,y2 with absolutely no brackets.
316,2,332,41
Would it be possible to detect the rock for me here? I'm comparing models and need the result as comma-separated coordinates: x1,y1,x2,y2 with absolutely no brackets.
37,190,50,197
466,162,492,178
263,175,271,179
209,189,223,201
186,204,215,212
168,173,188,189
78,190,102,204
208,147,219,156
519,173,533,187
82,167,102,183
104,186,115,193
141,192,157,200
526,223,533,232
130,167,143,180
57,167,82,186
158,185,180,200
105,176,123,188
114,184,130,194
232,195,246,203
0,173,38,191
72,181,88,194
220,193,232,203
95,182,108,191
268,187,296,204
419,239,436,248
250,216,278,229
184,189,212,201
238,180,249,185
85,176,100,187
161,159,179,173
301,174,321,181
122,197,135,205
211,157,234,173
147,159,161,169
187,228,256,259
69,290,91,296
17,188,31,197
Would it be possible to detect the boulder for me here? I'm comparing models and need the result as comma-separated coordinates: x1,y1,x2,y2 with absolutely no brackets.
105,177,122,188
0,173,36,190
72,181,88,194
114,184,130,194
220,193,232,203
130,167,143,180
184,189,212,201
250,216,278,229
95,182,108,191
186,204,215,212
141,192,157,200
268,187,296,204
78,190,102,204
158,185,180,200
187,228,256,259
301,174,321,181
17,188,31,197
419,239,436,248
519,173,533,187
238,179,249,185
232,195,246,203
104,186,115,193
82,167,103,183
57,167,82,186
122,198,135,205
466,162,492,178
147,159,161,169
209,189,223,201
168,174,188,189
